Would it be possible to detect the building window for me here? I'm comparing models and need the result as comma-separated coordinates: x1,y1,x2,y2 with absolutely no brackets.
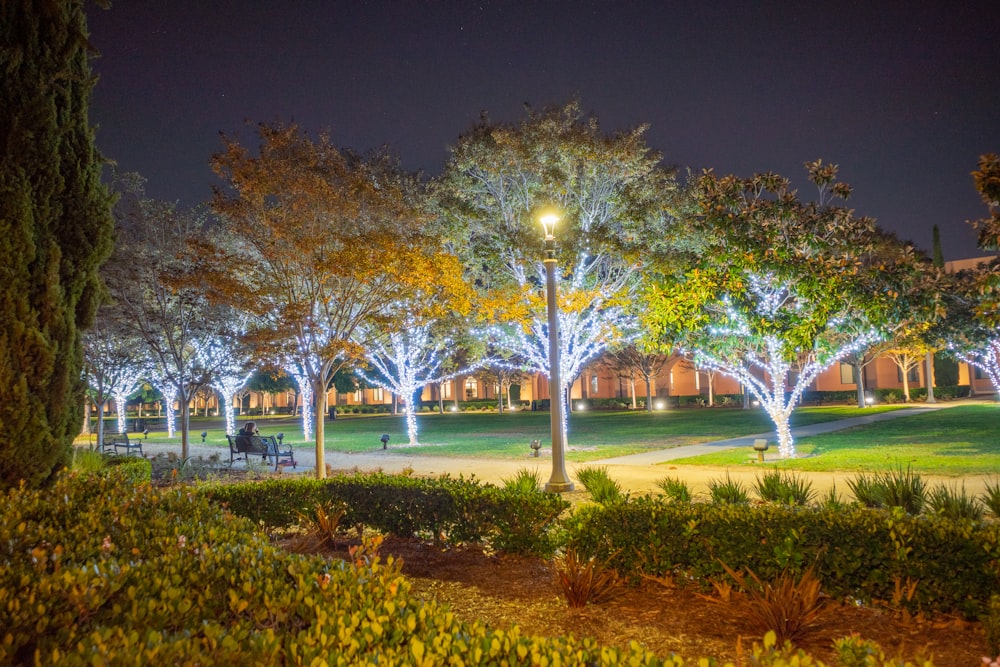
441,382,452,399
897,366,920,383
590,375,599,394
372,387,384,403
839,363,856,385
353,390,362,403
465,378,478,399
974,366,986,380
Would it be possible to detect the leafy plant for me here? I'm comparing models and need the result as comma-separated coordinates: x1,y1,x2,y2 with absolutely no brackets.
575,466,624,505
719,561,827,644
286,501,348,553
655,476,692,503
983,477,1000,517
833,634,888,667
554,547,620,608
502,467,541,494
753,469,815,506
707,473,750,504
926,483,983,521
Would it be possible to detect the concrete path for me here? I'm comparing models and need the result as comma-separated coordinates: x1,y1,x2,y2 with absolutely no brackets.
135,401,994,498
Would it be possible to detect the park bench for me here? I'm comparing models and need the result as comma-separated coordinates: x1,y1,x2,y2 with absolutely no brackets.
226,434,295,471
110,433,144,457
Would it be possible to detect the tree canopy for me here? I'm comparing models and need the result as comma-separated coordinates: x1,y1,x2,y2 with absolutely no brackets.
209,122,470,477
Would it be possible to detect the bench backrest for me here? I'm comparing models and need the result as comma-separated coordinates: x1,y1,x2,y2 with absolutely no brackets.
234,434,268,454
111,434,129,446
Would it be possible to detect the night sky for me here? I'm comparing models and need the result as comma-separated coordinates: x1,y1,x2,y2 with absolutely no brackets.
87,1,1000,260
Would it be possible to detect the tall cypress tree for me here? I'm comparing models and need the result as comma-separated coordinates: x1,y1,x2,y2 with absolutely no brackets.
931,224,945,267
0,1,114,487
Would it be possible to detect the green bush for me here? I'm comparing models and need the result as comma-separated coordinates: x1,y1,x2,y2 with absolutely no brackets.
0,472,672,665
564,497,1000,618
203,471,570,556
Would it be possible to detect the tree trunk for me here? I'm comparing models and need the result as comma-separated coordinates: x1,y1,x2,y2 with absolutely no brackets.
178,390,191,459
645,374,653,412
925,351,936,403
855,365,867,409
312,376,327,479
902,364,911,402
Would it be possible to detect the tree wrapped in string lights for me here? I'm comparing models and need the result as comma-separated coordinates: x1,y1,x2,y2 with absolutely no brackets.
357,318,475,446
644,161,926,458
440,102,677,449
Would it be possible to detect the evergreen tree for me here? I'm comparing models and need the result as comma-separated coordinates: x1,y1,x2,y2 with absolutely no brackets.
931,224,944,267
0,2,114,487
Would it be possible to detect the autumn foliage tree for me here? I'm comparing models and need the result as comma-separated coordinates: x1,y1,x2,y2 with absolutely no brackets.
0,2,114,486
209,123,468,478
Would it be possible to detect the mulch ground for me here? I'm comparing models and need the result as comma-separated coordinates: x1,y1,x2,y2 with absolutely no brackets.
312,536,989,667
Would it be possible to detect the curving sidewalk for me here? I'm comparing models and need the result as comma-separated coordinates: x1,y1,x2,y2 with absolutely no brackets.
138,400,993,498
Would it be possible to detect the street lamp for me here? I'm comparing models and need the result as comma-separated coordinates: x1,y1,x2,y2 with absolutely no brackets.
540,210,574,492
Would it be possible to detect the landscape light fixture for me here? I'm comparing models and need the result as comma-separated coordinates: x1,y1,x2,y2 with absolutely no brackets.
539,209,573,492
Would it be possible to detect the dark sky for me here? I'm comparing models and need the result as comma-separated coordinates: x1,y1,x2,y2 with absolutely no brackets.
87,1,1000,260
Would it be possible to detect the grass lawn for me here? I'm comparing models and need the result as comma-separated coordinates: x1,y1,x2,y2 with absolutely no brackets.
123,403,911,463
667,403,1000,475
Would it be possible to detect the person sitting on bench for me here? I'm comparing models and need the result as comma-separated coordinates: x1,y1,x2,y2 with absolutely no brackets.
235,421,266,460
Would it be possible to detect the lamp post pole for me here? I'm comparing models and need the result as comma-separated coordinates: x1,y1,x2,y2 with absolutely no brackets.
541,213,574,493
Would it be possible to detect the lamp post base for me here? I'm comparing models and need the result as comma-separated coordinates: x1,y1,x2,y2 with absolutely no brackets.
544,479,575,493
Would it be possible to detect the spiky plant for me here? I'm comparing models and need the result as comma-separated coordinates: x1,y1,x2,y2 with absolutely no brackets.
554,547,620,608
575,466,624,505
982,477,1000,517
708,473,750,504
927,483,983,521
502,467,542,494
754,469,815,506
655,476,692,503
720,560,827,644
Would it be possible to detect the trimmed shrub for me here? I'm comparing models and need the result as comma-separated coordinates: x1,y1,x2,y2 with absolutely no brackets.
564,497,1000,618
202,472,570,557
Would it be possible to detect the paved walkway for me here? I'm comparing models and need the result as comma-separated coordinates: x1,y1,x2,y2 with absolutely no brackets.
137,400,994,498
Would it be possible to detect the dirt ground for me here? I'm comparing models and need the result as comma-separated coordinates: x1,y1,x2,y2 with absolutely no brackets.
316,535,990,667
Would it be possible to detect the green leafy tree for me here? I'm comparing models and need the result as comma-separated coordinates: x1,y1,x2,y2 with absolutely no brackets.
643,161,924,457
0,1,114,487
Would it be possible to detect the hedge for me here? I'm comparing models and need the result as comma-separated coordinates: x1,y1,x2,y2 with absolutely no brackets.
565,497,1000,619
202,472,570,556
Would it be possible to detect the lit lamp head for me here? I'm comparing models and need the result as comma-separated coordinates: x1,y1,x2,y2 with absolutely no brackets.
539,211,559,240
